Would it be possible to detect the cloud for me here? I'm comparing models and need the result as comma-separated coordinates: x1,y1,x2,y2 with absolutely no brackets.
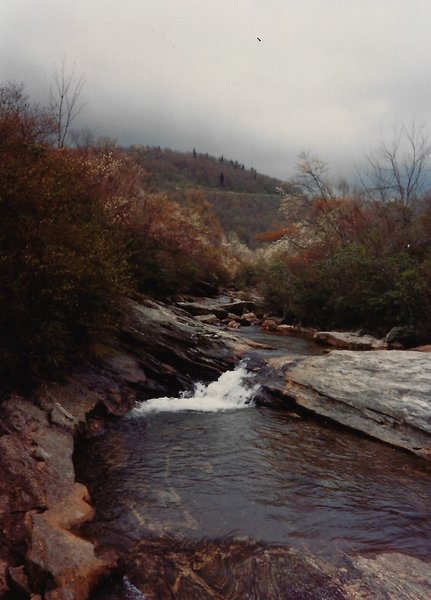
2,0,431,179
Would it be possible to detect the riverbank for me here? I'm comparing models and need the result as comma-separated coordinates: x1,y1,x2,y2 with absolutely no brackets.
2,294,431,598
0,296,255,599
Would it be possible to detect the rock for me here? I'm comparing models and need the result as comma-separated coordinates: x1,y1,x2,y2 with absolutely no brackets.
0,560,9,596
385,325,418,347
188,280,219,297
223,301,257,316
194,314,220,325
102,354,146,385
239,312,257,326
49,402,78,430
276,324,318,339
282,350,431,458
262,319,279,331
115,537,431,600
176,302,228,319
8,565,31,594
123,539,346,600
412,345,431,352
119,297,254,394
177,300,257,319
0,295,262,599
227,320,241,329
345,552,431,599
314,331,387,350
27,483,113,600
32,447,51,462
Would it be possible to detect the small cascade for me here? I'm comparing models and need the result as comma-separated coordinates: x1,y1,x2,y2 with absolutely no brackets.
132,364,260,414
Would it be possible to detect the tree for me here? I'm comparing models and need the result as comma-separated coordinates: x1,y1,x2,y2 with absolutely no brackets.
360,123,431,207
293,152,337,201
50,59,85,148
0,84,129,386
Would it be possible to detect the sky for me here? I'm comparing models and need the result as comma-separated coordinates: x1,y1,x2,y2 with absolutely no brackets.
2,0,431,180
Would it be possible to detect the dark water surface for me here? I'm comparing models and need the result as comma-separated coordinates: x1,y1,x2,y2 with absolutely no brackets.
78,334,431,598
80,406,431,560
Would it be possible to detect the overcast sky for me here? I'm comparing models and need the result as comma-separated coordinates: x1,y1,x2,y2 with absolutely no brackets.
2,0,431,179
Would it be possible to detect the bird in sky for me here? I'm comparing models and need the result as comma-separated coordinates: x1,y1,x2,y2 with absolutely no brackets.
257,37,261,42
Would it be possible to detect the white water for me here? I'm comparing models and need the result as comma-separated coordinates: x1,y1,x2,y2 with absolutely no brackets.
123,577,147,599
132,365,260,414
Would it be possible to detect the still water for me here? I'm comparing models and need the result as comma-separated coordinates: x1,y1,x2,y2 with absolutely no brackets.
78,336,431,598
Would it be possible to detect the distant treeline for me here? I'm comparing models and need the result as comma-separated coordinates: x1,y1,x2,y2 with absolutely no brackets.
128,145,288,194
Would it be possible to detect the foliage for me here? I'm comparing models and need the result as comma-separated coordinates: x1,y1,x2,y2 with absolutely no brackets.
128,145,285,194
123,189,232,296
0,84,130,386
259,178,431,335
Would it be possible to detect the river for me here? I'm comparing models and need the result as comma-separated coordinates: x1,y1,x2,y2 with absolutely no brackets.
77,333,431,599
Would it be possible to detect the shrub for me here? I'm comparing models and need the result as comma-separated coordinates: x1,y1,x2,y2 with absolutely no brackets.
0,85,129,386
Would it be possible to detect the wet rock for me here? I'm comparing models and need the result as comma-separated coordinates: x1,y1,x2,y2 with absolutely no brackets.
123,539,346,600
345,552,431,599
104,537,431,600
314,331,387,350
283,350,431,458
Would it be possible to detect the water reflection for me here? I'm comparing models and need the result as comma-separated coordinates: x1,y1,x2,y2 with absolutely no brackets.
79,403,431,563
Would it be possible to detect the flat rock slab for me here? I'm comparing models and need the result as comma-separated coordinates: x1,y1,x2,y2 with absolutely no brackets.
283,350,431,458
314,331,387,350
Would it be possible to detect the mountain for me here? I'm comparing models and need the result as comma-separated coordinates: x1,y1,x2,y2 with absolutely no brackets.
128,146,293,246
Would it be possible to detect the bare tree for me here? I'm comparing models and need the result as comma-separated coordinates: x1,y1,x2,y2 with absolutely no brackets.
360,123,431,206
50,59,85,148
293,152,337,201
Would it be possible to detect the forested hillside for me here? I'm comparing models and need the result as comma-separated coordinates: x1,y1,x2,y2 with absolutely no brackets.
128,145,292,245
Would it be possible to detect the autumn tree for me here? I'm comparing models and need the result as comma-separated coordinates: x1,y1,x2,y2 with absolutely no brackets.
0,84,129,386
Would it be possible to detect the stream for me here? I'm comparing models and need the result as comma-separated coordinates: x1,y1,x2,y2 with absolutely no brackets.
77,333,431,599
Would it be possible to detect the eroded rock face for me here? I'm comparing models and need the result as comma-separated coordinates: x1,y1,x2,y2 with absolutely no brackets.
281,350,431,458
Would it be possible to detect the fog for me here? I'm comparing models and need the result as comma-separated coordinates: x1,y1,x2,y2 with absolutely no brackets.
2,0,431,179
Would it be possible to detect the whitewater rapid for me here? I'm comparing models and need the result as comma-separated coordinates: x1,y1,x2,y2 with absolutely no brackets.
131,364,260,414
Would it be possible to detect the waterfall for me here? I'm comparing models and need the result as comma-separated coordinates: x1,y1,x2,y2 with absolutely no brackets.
132,364,260,414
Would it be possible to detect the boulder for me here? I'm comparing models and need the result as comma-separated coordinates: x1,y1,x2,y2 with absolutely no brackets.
385,325,418,347
281,350,431,458
27,483,113,600
314,331,387,350
262,319,279,331
119,297,256,395
194,314,220,325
